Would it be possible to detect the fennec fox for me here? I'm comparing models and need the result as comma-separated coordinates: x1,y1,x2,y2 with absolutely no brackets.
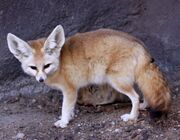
7,25,171,128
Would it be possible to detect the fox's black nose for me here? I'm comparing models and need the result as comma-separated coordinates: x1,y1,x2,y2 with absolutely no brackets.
39,78,44,83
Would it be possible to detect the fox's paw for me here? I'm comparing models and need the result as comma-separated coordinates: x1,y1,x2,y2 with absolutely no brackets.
121,114,137,122
54,120,68,128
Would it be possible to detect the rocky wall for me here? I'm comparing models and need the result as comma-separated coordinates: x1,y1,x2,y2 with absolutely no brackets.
0,0,179,100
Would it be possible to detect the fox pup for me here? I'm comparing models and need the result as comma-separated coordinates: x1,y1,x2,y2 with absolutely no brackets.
7,25,171,128
78,84,129,106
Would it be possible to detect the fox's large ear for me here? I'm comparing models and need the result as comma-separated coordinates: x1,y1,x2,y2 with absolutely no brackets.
7,33,32,61
44,25,65,56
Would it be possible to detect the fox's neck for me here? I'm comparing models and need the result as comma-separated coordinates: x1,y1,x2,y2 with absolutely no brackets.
44,42,76,91
44,69,63,90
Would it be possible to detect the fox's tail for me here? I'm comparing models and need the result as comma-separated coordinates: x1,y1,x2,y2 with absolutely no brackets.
135,56,171,118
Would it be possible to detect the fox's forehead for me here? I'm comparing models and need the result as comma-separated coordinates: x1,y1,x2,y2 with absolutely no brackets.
28,38,46,50
28,38,46,58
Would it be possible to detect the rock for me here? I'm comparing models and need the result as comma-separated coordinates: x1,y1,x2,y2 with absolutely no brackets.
160,134,164,137
3,107,8,111
131,132,139,139
32,99,36,103
0,0,179,100
124,126,136,132
111,121,115,125
37,105,42,109
12,132,25,139
114,128,122,133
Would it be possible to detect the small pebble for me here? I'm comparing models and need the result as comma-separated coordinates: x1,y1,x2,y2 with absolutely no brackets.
108,129,112,132
12,132,25,139
90,134,94,137
37,105,42,109
3,107,8,111
32,99,36,103
114,129,119,132
111,121,115,125
175,88,179,91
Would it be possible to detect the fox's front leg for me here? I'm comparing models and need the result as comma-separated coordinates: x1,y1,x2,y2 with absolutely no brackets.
54,89,77,128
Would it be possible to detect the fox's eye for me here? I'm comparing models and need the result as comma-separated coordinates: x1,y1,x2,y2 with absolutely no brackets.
44,63,51,69
30,66,37,70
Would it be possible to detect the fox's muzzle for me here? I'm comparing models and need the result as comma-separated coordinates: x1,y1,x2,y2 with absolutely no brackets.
39,77,44,83
36,71,47,83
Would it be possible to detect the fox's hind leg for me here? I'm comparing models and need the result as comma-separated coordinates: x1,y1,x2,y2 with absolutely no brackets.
54,88,77,128
108,77,139,121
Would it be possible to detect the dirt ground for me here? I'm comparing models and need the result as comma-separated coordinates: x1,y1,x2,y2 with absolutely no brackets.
0,91,179,140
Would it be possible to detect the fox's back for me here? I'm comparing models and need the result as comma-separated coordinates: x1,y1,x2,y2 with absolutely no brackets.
62,29,146,64
60,29,149,86
64,29,144,57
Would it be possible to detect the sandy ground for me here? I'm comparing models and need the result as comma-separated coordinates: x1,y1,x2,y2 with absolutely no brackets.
0,92,179,140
